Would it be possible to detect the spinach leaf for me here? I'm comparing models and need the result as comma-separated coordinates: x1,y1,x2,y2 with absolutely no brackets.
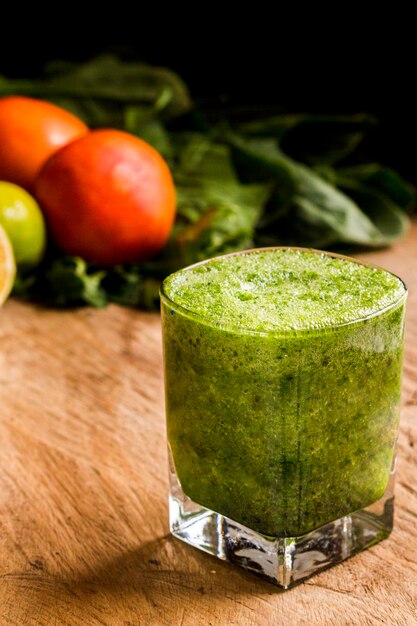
292,163,384,247
336,163,417,214
229,135,297,209
226,136,405,248
0,55,191,124
170,136,272,267
337,178,410,244
238,113,376,165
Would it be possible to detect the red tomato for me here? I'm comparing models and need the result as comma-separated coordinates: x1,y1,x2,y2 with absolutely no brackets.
0,96,88,190
35,129,176,265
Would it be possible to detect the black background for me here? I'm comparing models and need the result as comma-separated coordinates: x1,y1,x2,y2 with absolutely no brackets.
0,21,415,182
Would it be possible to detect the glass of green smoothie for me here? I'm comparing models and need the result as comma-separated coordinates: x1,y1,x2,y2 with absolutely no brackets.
160,248,407,588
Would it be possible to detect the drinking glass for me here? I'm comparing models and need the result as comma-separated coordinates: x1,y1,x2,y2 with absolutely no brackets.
160,249,407,588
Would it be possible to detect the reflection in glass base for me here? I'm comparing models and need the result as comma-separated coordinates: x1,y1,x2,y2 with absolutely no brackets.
169,458,395,589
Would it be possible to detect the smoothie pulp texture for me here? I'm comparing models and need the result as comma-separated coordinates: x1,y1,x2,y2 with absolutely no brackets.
161,249,406,537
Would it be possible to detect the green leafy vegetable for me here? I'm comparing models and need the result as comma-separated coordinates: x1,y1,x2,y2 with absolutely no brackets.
239,113,376,165
162,136,272,268
336,163,417,213
1,56,414,310
0,55,191,127
336,178,410,244
36,257,106,308
227,135,410,248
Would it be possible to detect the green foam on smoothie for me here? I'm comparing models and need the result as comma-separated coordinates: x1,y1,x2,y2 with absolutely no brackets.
163,249,405,332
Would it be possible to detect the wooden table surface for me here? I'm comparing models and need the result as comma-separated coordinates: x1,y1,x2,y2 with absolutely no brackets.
1,226,416,626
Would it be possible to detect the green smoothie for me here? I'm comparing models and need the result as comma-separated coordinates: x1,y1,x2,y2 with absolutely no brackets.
161,249,406,537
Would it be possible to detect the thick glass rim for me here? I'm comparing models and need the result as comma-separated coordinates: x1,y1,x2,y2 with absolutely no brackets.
160,246,408,338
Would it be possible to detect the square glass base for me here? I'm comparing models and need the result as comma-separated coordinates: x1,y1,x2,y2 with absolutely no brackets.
169,459,395,589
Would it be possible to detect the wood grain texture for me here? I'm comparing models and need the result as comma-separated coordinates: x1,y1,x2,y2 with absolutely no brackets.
1,223,417,626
